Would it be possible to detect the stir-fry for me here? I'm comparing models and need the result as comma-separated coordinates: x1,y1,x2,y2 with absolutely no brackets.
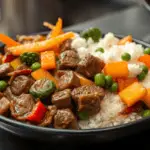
0,18,150,130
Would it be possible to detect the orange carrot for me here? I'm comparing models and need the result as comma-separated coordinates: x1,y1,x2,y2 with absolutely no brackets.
41,51,56,70
51,18,63,38
117,77,138,92
118,35,132,45
143,88,150,108
138,54,150,68
104,61,129,78
43,21,55,30
75,72,94,86
8,32,74,56
0,34,20,47
31,68,58,88
119,82,147,107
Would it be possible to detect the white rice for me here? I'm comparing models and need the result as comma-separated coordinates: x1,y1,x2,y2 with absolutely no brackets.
71,33,145,129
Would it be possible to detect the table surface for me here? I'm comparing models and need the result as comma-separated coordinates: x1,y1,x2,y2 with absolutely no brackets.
1,5,150,150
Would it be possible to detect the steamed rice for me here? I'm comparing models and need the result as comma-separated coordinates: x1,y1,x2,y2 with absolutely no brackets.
71,32,145,129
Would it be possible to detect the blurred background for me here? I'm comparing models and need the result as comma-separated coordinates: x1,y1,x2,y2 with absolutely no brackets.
0,0,150,37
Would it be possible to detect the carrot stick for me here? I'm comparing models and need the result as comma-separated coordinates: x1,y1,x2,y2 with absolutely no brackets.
0,34,20,47
43,22,55,30
118,35,132,45
51,18,63,38
8,32,75,56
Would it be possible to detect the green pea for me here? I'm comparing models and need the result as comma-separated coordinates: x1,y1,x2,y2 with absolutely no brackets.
0,80,7,91
31,62,41,71
94,73,105,87
121,52,131,61
109,82,118,92
105,75,113,87
144,48,150,55
95,47,104,53
78,111,89,120
142,65,148,74
142,110,150,117
137,71,146,81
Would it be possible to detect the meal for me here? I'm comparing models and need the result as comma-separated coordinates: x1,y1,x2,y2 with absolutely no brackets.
0,18,150,130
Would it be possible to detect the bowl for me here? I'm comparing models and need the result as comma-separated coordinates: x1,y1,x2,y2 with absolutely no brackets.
0,31,150,143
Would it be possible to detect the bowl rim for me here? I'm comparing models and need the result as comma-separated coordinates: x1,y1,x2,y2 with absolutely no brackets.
0,30,150,135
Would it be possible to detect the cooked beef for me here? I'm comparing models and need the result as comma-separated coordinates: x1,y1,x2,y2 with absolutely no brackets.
60,39,73,52
0,92,3,99
0,97,10,115
10,94,35,121
4,87,17,101
76,54,105,78
59,50,79,69
0,63,13,77
71,85,105,115
0,54,3,64
52,89,72,109
54,108,78,129
10,75,34,96
39,105,57,127
58,71,80,90
16,35,45,44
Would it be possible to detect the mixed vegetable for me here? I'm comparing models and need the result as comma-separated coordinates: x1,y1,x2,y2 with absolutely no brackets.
0,18,150,130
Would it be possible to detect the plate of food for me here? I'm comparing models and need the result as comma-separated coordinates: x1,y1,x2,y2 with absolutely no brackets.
0,18,150,143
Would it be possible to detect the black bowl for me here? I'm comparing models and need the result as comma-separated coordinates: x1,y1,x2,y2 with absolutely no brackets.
0,31,150,143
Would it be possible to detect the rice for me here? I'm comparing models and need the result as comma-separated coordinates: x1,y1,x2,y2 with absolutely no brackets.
71,33,144,129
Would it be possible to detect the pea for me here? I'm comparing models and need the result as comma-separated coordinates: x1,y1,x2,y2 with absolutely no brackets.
109,82,118,92
0,80,7,91
142,65,148,74
142,110,150,117
105,75,113,87
78,111,89,120
121,52,131,61
95,47,104,53
137,71,146,81
144,48,150,55
94,73,105,87
31,62,41,71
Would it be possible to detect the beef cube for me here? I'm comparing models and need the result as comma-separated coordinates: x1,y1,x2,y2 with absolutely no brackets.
39,105,57,127
10,94,35,121
59,50,79,69
58,71,80,90
0,63,13,77
52,89,72,109
0,92,3,99
76,54,105,78
0,97,10,115
10,75,34,96
54,108,79,129
71,85,105,115
60,39,73,52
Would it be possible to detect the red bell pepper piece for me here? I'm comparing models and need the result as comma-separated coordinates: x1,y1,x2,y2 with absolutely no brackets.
27,101,47,124
121,101,143,115
2,52,16,63
7,69,32,76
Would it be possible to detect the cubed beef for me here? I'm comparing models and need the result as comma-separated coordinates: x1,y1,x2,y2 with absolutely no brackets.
39,105,57,127
0,92,3,99
60,39,73,52
0,97,10,115
10,75,34,96
4,87,17,101
0,63,13,77
59,50,79,69
76,54,105,78
52,89,72,109
71,85,105,115
10,94,35,121
54,108,78,129
58,71,80,90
